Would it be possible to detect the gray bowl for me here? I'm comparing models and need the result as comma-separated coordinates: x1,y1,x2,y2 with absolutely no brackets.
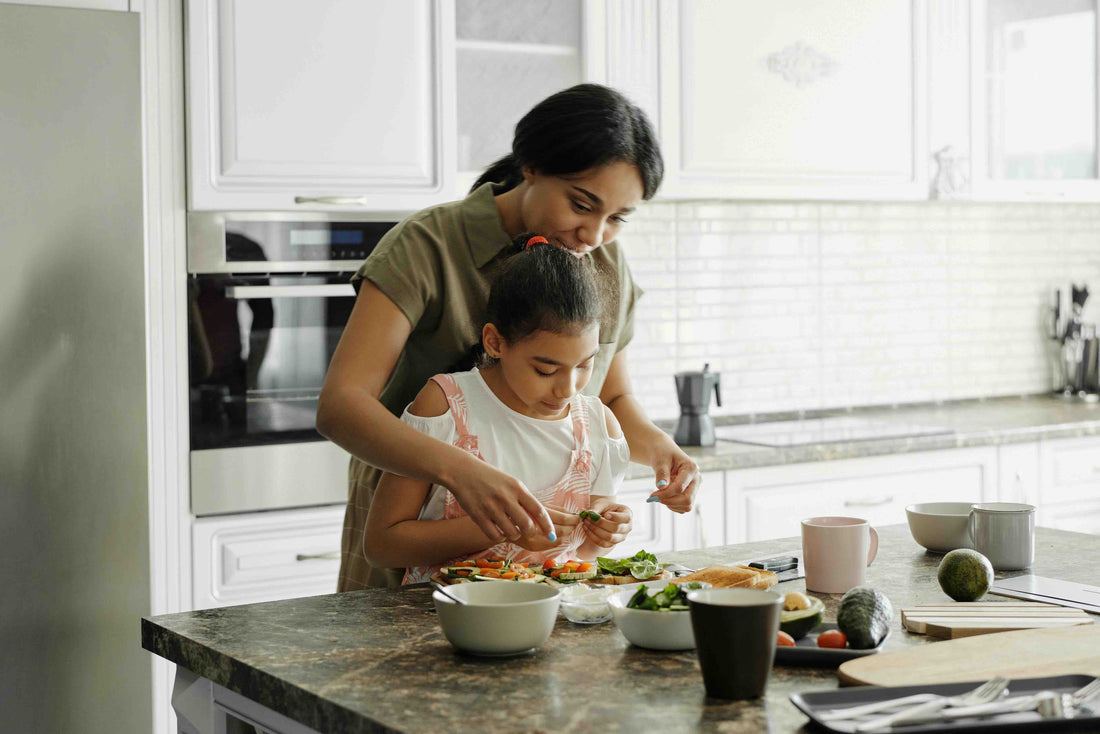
905,502,975,553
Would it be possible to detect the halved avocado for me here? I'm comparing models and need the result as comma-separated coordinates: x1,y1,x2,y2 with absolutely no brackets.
780,596,825,640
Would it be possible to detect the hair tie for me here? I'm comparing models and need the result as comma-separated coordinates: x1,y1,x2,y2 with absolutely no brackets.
524,235,549,250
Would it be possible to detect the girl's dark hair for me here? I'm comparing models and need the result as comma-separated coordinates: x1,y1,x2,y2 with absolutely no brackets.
483,235,602,357
471,84,663,200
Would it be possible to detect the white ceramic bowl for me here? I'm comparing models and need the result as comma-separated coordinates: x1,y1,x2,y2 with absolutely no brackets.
559,584,616,624
906,502,975,553
433,582,560,656
608,581,705,651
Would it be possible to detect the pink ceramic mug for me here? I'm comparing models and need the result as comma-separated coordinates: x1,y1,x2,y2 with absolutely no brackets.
801,516,879,594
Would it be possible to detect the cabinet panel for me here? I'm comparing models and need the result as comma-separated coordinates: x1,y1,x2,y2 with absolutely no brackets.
659,0,927,200
192,505,344,610
612,476,674,556
1039,500,1100,535
187,0,454,211
1039,435,1100,506
728,448,996,543
671,471,724,550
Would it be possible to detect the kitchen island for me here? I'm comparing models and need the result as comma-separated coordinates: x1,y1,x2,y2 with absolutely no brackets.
143,525,1100,733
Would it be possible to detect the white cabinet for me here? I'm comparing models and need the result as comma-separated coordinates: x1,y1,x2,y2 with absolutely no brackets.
654,0,927,201
1037,435,1100,533
191,505,344,610
612,475,675,556
727,447,997,543
186,0,455,211
671,471,724,550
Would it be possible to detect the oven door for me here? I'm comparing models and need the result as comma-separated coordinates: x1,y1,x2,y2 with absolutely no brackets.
188,272,356,515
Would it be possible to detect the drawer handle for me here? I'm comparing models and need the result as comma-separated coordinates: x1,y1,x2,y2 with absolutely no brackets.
844,496,894,508
294,195,367,206
296,551,341,562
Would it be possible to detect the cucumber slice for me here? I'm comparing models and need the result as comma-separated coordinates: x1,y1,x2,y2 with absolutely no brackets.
557,569,598,580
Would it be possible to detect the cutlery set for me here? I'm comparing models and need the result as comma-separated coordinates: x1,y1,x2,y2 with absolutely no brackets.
817,677,1100,731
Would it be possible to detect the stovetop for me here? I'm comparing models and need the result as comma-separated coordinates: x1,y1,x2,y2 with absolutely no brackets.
713,416,954,447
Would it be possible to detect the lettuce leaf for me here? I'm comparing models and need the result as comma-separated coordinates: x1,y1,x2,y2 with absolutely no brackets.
596,550,660,579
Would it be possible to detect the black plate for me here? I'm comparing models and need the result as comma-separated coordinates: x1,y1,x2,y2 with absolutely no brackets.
774,623,886,667
790,674,1099,733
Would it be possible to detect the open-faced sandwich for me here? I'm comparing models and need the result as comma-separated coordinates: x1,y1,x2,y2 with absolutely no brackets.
539,559,598,582
671,564,777,589
434,558,546,584
587,550,673,585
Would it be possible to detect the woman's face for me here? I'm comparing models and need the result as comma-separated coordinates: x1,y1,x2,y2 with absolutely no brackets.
519,161,644,257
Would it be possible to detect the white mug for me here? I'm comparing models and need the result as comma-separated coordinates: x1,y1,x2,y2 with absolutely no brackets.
968,502,1035,571
801,516,879,594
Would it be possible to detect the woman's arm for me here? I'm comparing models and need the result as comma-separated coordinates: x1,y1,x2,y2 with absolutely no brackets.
599,350,699,513
316,282,554,542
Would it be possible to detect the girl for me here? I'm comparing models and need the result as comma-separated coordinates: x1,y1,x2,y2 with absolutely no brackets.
317,84,701,590
363,237,632,581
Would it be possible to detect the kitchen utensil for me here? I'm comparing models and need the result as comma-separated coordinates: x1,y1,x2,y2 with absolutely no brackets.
901,601,1092,639
854,677,1010,731
432,581,560,656
431,581,466,605
687,587,784,700
673,363,721,447
905,502,975,552
791,674,1100,733
774,623,888,668
801,516,878,593
837,624,1100,687
968,502,1036,570
990,574,1100,614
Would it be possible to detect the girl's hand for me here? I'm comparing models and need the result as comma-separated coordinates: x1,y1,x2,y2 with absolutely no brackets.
582,499,632,547
448,456,557,543
513,505,580,552
646,439,700,514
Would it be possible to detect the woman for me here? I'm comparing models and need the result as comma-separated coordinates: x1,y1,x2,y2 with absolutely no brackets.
317,84,700,590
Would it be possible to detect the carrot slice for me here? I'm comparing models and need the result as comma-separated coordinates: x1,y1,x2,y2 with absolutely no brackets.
550,569,564,578
577,563,593,572
501,572,517,579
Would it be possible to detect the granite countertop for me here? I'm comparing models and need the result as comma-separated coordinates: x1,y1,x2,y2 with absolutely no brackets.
628,394,1100,479
143,525,1100,734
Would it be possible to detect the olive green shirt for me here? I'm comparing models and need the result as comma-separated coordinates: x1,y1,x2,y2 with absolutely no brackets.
338,182,643,591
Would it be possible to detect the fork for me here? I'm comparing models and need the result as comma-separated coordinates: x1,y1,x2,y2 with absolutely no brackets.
854,676,1010,732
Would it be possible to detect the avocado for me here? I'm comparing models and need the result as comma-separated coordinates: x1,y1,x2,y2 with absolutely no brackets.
937,549,994,602
780,596,825,640
836,586,893,649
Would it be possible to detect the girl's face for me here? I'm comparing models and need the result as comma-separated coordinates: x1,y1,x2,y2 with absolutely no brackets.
519,161,644,257
482,322,601,419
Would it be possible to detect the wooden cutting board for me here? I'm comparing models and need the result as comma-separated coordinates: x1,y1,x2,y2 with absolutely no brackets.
838,622,1100,687
902,601,1093,639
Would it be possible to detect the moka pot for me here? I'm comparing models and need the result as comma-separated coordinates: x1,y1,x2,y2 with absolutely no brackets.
673,364,722,447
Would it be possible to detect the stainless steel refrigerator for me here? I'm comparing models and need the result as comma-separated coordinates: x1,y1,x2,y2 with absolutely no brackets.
0,4,151,732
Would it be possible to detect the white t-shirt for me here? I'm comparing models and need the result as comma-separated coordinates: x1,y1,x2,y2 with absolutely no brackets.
401,368,630,521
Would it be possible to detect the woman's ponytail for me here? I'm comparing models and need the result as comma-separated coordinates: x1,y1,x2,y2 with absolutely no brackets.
470,153,523,193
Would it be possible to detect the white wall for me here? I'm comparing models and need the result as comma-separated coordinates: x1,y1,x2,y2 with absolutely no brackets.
625,200,1100,420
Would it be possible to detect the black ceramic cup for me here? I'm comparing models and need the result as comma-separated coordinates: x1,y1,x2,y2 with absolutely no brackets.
687,588,784,700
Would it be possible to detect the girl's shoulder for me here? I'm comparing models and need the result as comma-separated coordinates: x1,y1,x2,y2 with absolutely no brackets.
407,378,451,418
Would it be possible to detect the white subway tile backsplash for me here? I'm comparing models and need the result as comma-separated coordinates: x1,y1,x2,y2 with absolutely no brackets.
623,199,1100,421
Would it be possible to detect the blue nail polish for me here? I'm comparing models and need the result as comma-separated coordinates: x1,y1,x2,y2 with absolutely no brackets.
657,480,669,488
646,496,660,503
548,532,557,542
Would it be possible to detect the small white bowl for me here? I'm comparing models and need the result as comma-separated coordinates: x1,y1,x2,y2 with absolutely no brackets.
906,502,975,553
608,581,705,651
433,582,560,656
559,584,615,624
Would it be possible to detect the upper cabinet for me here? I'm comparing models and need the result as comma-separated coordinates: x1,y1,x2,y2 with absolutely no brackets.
652,0,928,201
969,0,1100,200
185,0,455,212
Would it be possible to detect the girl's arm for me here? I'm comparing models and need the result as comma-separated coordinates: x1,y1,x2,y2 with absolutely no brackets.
599,351,699,513
316,282,554,542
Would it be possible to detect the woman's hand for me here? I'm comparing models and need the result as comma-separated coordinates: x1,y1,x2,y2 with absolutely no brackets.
512,505,580,552
583,498,632,548
447,456,557,543
645,438,700,514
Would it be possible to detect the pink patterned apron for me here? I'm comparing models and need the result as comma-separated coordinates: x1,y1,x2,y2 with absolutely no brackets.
404,373,593,585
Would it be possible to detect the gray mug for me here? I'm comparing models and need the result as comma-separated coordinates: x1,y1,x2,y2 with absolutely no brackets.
967,502,1035,571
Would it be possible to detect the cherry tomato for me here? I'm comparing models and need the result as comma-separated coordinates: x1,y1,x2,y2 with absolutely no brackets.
817,630,848,649
776,631,796,647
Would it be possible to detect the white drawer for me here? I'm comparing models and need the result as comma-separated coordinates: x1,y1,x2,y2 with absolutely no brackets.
1040,436,1100,505
192,506,345,609
611,477,675,557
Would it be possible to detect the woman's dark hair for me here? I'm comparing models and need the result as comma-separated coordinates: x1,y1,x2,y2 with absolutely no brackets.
482,234,603,359
471,84,663,200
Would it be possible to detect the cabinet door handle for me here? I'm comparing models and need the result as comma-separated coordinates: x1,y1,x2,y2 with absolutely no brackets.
844,496,894,508
294,195,368,206
296,551,341,562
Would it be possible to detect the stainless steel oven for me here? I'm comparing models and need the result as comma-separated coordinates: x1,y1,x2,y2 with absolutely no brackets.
187,212,400,515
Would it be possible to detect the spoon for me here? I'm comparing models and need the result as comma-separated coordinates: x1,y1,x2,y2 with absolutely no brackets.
431,581,466,605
